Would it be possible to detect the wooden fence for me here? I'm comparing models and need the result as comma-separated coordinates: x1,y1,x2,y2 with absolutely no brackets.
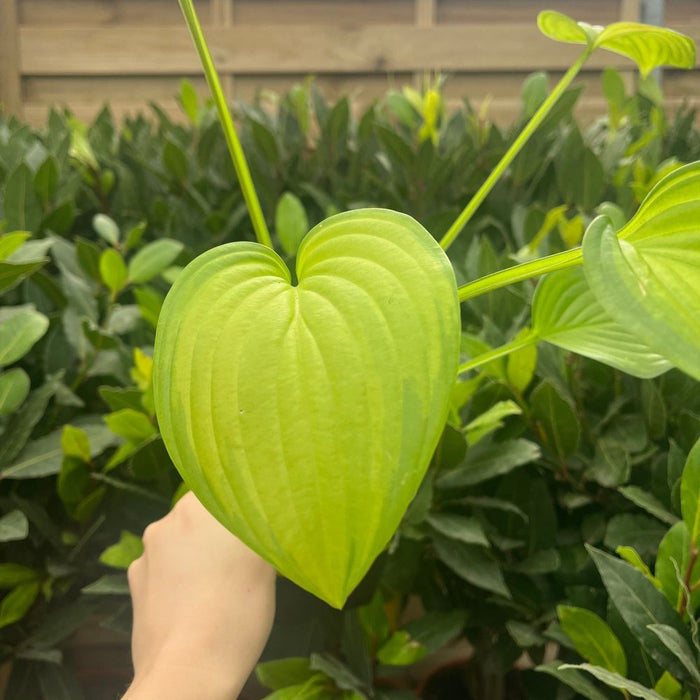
1,0,699,126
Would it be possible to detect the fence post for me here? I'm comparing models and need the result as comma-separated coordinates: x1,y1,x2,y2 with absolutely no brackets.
641,0,666,84
211,0,234,99
0,0,22,118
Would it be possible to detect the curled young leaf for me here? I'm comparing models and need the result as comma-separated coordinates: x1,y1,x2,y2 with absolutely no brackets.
538,11,696,78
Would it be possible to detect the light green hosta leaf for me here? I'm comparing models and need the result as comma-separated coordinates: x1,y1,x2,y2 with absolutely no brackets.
153,209,460,608
532,266,671,378
538,11,696,78
582,167,700,381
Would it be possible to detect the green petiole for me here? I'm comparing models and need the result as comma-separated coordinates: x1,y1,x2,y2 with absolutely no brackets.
178,0,273,249
457,247,582,302
458,330,539,375
440,47,593,251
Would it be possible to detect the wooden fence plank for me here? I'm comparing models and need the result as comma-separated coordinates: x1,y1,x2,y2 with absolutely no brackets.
19,24,641,76
0,0,22,117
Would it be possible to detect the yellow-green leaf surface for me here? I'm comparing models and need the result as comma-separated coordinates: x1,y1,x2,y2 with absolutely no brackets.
582,163,700,381
153,209,460,608
538,11,696,78
558,605,627,675
532,266,671,378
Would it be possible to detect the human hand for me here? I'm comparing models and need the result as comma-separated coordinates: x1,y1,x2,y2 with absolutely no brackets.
122,491,276,700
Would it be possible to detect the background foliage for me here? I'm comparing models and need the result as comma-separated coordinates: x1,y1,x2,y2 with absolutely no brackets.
1,69,700,699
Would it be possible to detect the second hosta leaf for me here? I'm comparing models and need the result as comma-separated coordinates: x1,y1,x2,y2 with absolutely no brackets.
532,264,671,378
153,209,460,608
582,163,700,381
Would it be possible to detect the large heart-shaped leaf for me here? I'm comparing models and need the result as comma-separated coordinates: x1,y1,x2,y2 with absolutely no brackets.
153,209,460,607
538,11,696,78
531,263,671,378
582,163,700,381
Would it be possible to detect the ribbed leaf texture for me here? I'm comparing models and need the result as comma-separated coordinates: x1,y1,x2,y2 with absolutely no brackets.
153,209,460,607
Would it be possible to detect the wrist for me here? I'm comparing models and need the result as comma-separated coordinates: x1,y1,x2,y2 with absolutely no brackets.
122,659,243,700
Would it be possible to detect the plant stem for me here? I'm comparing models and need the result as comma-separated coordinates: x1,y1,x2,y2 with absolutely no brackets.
440,47,592,251
458,331,539,375
679,544,699,617
178,0,273,249
458,247,582,302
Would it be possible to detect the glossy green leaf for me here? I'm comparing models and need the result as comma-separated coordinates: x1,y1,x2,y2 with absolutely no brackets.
582,163,700,381
647,624,700,686
655,521,700,613
4,164,41,233
376,631,426,666
463,400,520,445
100,249,128,295
0,416,118,479
104,409,156,443
538,11,696,78
128,239,184,284
680,437,700,544
587,546,692,680
559,664,665,699
153,209,460,607
276,192,309,257
93,213,120,246
435,439,540,489
256,658,313,691
0,510,29,543
615,546,661,589
34,156,59,207
654,672,687,700
403,611,467,654
61,425,91,462
532,267,671,378
0,232,31,262
0,260,46,295
100,531,144,569
426,513,489,547
618,486,678,526
0,368,31,416
0,564,39,589
558,605,627,674
433,534,510,598
530,380,580,459
536,662,610,700
0,581,40,630
0,308,49,367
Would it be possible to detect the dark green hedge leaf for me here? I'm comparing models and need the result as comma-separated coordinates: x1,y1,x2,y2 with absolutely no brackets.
432,534,510,598
436,439,540,489
558,605,626,674
587,545,693,683
256,658,313,691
